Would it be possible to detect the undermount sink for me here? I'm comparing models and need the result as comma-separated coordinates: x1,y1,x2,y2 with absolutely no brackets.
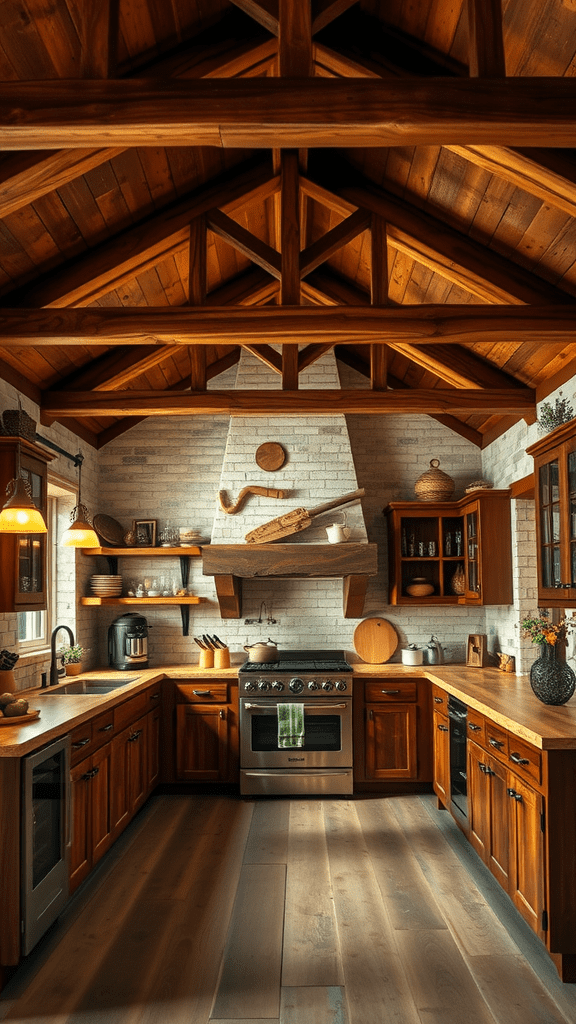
42,677,139,695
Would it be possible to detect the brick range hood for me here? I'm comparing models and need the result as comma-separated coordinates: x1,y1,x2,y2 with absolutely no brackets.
202,350,377,619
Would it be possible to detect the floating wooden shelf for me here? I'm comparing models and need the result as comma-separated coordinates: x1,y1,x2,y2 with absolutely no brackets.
81,596,202,606
82,546,202,557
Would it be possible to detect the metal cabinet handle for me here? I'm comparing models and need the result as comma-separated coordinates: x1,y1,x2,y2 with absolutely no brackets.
437,723,449,732
100,723,113,732
468,723,481,732
72,737,90,750
193,690,212,697
149,692,160,700
381,689,400,694
510,752,530,766
433,696,444,704
128,729,142,742
219,708,225,720
489,737,504,749
507,787,523,802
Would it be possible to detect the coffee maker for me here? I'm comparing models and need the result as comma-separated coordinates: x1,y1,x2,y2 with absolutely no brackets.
108,612,149,670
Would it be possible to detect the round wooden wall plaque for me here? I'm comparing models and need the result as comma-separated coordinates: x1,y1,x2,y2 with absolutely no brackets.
255,442,286,472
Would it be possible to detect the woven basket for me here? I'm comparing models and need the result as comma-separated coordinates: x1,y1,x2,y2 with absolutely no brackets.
2,408,37,441
414,459,455,501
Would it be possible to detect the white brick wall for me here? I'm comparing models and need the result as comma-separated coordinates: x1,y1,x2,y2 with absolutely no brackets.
3,370,576,687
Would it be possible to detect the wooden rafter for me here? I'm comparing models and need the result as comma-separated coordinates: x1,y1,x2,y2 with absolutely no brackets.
3,79,576,149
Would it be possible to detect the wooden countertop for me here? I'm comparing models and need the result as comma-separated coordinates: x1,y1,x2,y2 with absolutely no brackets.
2,655,576,756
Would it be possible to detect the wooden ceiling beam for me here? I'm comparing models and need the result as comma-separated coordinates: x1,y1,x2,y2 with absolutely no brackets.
0,37,276,218
4,79,576,149
467,0,506,77
2,305,574,347
280,150,301,303
278,0,312,77
312,1,360,36
40,388,535,420
243,345,283,372
228,0,279,35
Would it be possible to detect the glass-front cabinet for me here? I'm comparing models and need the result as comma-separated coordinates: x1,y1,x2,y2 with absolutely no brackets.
384,490,512,606
527,421,576,607
0,438,52,613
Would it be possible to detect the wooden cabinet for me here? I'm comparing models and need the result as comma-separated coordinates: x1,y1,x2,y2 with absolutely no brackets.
0,438,52,613
432,706,450,807
383,490,512,605
468,737,545,937
354,678,431,785
70,740,114,893
69,684,163,893
174,681,236,782
527,420,576,606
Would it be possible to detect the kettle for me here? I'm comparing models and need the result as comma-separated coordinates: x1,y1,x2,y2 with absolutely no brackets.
326,511,351,544
426,635,444,665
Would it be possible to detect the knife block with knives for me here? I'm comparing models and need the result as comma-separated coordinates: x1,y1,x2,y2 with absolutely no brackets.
244,488,365,544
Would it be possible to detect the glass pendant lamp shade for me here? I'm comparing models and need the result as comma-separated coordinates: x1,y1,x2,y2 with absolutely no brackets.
0,475,48,533
61,453,100,548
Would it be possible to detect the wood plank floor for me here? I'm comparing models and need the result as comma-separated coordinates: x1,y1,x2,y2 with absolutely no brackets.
1,792,576,1024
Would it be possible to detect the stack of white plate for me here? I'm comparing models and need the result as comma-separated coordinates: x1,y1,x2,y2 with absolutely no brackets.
90,574,123,597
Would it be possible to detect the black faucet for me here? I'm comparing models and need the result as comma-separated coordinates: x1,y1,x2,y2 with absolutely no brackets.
49,624,75,686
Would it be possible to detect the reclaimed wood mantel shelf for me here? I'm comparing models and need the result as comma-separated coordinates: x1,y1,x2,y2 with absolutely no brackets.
202,543,378,619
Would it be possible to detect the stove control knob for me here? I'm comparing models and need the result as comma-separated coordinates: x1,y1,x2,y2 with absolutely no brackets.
335,680,347,691
271,680,284,691
308,680,319,690
290,677,304,694
322,680,334,691
244,680,257,691
258,679,271,691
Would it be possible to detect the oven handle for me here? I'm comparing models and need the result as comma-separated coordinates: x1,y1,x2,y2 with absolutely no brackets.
243,702,348,711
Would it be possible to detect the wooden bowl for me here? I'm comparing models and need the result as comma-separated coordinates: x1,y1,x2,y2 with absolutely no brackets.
406,579,434,597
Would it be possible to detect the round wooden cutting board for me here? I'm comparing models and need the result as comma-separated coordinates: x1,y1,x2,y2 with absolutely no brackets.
353,617,399,664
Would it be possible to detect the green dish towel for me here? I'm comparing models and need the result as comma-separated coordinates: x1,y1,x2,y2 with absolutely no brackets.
277,703,305,748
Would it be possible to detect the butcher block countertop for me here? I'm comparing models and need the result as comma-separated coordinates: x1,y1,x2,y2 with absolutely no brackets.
2,655,576,756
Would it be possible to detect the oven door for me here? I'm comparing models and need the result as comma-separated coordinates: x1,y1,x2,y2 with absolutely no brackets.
240,698,352,769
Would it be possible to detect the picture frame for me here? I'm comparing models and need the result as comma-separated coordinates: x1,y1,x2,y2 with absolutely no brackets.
133,519,157,547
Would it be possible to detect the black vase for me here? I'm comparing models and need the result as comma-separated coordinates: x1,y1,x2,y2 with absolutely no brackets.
529,644,576,706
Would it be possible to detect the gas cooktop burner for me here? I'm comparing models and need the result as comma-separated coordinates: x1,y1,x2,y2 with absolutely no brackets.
239,649,352,673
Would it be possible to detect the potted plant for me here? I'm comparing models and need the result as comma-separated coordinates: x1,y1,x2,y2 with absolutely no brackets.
58,643,86,676
520,614,576,705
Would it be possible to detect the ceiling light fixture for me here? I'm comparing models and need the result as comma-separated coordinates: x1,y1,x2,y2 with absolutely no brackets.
0,436,48,534
61,453,100,548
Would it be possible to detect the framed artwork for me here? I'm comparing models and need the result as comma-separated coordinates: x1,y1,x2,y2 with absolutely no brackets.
133,519,157,547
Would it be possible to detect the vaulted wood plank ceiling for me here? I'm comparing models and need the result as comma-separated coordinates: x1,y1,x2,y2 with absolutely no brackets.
0,0,575,450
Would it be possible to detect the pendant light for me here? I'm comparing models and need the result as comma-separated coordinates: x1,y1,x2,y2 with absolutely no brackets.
0,437,47,534
61,453,100,548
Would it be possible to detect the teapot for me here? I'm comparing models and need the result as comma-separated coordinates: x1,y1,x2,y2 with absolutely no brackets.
326,512,351,544
243,639,279,662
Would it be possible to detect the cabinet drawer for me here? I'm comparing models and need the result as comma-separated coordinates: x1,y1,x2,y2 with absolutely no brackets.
467,709,485,744
70,721,93,765
91,709,115,747
114,692,148,731
431,684,448,710
365,681,418,703
508,737,542,787
176,683,228,704
485,721,509,759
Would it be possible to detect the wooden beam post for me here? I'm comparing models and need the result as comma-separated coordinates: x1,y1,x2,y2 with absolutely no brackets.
467,0,506,77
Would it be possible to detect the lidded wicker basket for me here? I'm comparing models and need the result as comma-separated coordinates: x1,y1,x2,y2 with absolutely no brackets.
414,459,455,501
1,408,37,441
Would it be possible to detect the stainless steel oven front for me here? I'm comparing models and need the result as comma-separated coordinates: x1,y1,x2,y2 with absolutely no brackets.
239,650,353,796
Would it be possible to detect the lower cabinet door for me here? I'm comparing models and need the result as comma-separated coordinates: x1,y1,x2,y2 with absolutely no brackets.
176,704,228,781
432,709,450,805
69,758,92,893
365,704,418,780
90,741,114,866
146,706,161,793
69,741,113,893
507,773,546,937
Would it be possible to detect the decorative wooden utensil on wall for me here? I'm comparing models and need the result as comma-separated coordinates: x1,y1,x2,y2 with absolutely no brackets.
218,486,289,515
353,617,399,664
245,488,365,543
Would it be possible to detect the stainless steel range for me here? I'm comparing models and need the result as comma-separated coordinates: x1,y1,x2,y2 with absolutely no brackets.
239,649,353,796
